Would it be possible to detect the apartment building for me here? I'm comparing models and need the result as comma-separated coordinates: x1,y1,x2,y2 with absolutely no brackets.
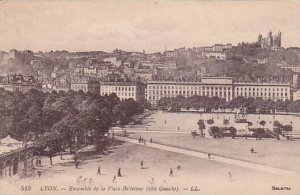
146,77,291,105
100,81,145,101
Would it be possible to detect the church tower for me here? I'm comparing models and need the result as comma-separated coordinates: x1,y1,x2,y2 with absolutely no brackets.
277,31,282,47
257,33,262,43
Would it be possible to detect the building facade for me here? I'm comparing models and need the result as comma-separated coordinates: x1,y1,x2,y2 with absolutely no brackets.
100,82,145,101
147,77,234,105
70,76,99,93
292,74,300,89
0,135,35,180
201,51,226,60
146,77,291,105
280,66,300,73
0,74,41,93
233,83,291,101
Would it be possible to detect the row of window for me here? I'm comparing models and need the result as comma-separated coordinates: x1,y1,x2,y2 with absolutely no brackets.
148,94,289,101
148,85,289,92
101,92,135,97
148,85,232,90
235,92,289,97
148,90,231,96
235,87,288,92
102,86,136,91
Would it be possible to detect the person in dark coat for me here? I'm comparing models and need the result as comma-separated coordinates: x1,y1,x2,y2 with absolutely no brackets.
97,166,101,175
118,168,122,177
169,168,174,177
208,153,211,159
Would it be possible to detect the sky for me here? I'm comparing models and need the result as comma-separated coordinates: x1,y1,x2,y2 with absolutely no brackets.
0,0,299,53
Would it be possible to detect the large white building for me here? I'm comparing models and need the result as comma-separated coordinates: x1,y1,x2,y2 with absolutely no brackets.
146,77,291,105
280,66,300,73
100,82,145,101
233,83,290,101
147,77,234,105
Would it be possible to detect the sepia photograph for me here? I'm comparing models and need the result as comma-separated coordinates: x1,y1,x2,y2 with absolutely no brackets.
0,0,300,194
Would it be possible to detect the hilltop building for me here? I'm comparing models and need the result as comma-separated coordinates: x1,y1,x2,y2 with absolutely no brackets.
257,31,283,51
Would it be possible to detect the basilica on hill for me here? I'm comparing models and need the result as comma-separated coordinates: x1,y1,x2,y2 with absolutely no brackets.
257,31,283,51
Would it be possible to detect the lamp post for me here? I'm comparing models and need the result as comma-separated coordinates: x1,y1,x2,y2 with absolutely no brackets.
23,133,30,176
74,135,78,168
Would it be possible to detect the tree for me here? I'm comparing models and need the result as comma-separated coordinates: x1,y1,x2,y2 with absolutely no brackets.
197,119,205,137
282,125,293,139
259,120,266,128
209,126,220,138
229,127,237,138
273,120,282,135
223,119,230,128
113,98,142,129
35,131,62,165
207,119,214,127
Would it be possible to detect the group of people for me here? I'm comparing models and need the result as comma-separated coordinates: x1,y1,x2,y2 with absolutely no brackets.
112,168,122,183
138,136,153,144
77,158,234,184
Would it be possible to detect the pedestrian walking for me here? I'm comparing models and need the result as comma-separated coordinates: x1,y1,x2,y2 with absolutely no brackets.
169,168,174,177
150,138,153,143
150,178,154,185
112,175,116,183
228,172,232,181
250,147,254,154
208,153,211,159
118,168,122,177
97,166,101,175
141,160,144,168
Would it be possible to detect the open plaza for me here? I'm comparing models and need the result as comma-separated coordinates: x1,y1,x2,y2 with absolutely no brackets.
1,111,300,195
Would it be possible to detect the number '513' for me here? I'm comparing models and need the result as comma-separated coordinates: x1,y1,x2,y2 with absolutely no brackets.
21,186,31,191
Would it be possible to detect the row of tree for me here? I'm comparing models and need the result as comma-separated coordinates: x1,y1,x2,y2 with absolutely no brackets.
0,89,144,164
157,95,300,113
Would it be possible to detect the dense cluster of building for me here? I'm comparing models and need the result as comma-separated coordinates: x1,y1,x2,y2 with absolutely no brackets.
164,43,232,60
0,74,41,93
1,74,300,103
1,31,300,103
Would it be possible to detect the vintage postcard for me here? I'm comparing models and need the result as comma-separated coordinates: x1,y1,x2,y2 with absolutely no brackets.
0,0,299,195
